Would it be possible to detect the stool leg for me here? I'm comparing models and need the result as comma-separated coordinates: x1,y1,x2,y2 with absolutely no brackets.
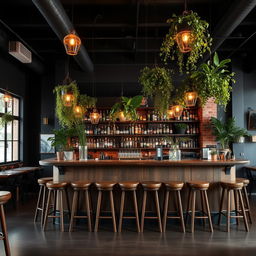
200,190,206,226
191,190,196,233
43,189,52,231
109,190,117,232
234,190,239,226
185,188,191,225
177,190,185,233
162,190,170,232
133,190,140,232
85,190,92,232
218,188,225,225
238,189,249,232
227,189,231,232
34,185,43,223
243,186,252,224
65,189,71,218
0,204,11,256
69,190,78,232
140,190,147,232
203,190,213,233
154,191,162,233
53,190,57,225
94,191,102,232
118,190,125,232
60,190,64,232
41,185,47,227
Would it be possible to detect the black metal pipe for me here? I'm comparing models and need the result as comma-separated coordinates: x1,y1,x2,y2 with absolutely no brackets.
32,0,93,73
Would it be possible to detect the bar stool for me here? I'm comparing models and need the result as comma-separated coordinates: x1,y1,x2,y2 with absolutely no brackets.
185,181,213,233
236,178,252,224
162,181,185,233
118,181,140,232
94,182,117,232
218,181,249,232
0,191,11,256
34,177,53,226
141,181,162,232
43,181,70,232
69,181,92,232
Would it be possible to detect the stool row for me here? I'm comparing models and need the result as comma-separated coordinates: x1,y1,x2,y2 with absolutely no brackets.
34,178,252,233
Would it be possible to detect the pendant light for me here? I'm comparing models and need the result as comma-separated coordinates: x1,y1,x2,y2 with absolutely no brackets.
63,31,81,56
167,108,174,119
184,91,198,107
74,105,83,118
90,108,101,124
175,0,194,53
2,92,12,106
172,105,184,118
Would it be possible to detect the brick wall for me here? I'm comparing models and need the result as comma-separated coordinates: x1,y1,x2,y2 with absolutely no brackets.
198,98,217,148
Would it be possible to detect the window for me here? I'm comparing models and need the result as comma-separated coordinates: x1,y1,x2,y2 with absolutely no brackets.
0,91,20,163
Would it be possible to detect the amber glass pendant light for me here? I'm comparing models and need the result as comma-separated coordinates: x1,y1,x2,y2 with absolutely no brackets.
172,105,184,118
74,105,83,118
184,91,198,107
2,92,12,106
63,32,81,56
90,108,101,124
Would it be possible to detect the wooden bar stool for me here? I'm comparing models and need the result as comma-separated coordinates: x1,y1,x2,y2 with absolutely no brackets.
162,181,185,233
185,181,213,233
218,181,249,232
43,181,70,232
94,182,117,232
141,181,162,232
34,177,53,226
236,178,252,224
0,191,11,256
69,181,92,232
118,181,140,232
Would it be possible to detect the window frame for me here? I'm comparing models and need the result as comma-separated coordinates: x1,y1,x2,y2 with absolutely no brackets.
0,89,21,164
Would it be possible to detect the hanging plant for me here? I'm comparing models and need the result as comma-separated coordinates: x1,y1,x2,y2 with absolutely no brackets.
110,95,143,121
139,66,174,115
190,52,235,108
0,112,15,127
160,11,212,73
54,81,96,127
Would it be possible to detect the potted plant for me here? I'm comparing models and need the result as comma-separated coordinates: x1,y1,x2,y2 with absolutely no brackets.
0,112,15,127
210,150,218,161
190,52,235,108
139,66,174,115
174,123,187,134
210,117,248,158
160,11,212,74
110,95,143,121
75,122,87,161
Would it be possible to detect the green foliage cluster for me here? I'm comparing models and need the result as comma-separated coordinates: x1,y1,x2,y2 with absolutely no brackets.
191,52,235,107
110,95,143,121
139,67,174,115
0,112,15,127
210,117,248,149
160,11,212,73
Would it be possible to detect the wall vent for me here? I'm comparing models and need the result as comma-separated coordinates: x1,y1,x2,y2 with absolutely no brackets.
9,41,32,63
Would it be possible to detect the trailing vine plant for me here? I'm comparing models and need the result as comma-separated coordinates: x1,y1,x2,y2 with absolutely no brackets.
160,11,212,74
139,66,174,115
0,112,15,127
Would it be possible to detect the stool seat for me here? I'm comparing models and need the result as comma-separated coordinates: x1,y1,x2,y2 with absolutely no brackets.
221,181,243,189
0,191,11,204
119,181,139,190
46,181,68,189
236,178,250,186
38,177,53,185
187,181,209,189
71,181,91,189
165,181,184,190
95,182,116,190
141,181,162,190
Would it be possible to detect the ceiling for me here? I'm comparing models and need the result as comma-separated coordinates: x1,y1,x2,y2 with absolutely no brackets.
0,0,255,65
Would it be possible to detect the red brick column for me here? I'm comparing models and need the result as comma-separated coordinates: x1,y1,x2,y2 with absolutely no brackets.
198,98,217,148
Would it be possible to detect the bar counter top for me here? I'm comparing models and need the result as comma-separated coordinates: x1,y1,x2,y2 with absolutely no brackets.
39,158,249,167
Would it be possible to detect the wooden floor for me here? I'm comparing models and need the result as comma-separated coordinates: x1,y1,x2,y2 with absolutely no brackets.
1,196,256,256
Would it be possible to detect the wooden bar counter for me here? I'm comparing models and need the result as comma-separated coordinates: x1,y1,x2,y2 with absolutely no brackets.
39,158,249,212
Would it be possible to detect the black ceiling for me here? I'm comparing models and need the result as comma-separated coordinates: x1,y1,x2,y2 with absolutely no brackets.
0,0,255,64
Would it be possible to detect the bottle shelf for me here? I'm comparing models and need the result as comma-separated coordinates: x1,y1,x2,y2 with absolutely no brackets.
86,134,199,137
88,147,201,151
84,120,199,124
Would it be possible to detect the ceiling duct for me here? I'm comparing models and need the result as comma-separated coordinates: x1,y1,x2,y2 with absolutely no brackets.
32,0,94,73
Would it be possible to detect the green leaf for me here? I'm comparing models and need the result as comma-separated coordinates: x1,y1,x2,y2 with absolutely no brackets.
213,52,219,66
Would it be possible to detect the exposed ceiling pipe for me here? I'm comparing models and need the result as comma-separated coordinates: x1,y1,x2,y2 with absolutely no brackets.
204,0,256,61
32,0,94,73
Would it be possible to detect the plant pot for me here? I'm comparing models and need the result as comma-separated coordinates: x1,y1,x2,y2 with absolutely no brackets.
169,147,181,160
211,154,218,161
175,126,186,134
79,145,88,161
236,136,245,143
63,151,74,161
218,149,230,160
56,151,64,161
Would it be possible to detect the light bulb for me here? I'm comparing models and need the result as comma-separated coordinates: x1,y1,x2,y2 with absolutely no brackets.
182,33,190,43
69,38,75,46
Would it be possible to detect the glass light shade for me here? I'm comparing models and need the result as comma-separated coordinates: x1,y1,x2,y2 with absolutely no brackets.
63,32,81,56
2,93,12,106
62,92,74,107
167,109,174,119
172,105,184,118
90,108,101,124
175,30,194,53
184,91,198,107
74,105,83,118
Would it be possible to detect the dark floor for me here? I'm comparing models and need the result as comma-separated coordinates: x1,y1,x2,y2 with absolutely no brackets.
1,197,256,256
